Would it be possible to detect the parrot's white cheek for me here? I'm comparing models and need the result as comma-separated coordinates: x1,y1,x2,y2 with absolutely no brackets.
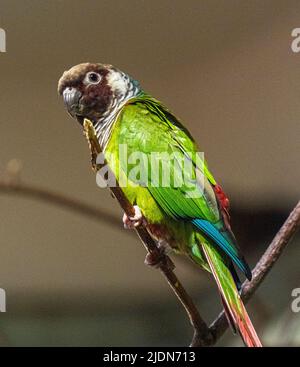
106,70,128,97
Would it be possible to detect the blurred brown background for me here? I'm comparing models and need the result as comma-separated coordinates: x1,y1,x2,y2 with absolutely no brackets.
0,0,299,346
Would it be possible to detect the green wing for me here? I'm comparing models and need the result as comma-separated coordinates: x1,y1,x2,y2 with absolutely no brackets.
117,95,219,221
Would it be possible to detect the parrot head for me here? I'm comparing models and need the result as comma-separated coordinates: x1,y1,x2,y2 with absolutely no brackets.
58,63,141,125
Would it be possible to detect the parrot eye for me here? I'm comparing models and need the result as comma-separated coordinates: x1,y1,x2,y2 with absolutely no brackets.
84,72,101,85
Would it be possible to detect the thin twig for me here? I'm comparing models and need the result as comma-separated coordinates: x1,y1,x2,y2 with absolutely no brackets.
83,119,213,346
0,179,120,228
0,170,211,345
207,200,300,345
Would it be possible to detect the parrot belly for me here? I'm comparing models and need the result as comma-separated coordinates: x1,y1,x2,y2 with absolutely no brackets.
113,175,208,271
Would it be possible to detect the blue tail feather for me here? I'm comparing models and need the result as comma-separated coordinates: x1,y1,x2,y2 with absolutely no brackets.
192,218,252,280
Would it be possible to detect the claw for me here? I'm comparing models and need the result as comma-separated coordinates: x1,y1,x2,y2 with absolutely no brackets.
122,205,146,229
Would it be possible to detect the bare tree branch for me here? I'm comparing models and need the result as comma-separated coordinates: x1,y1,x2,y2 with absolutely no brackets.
207,199,300,345
0,179,120,228
1,123,299,346
0,166,212,345
83,119,214,346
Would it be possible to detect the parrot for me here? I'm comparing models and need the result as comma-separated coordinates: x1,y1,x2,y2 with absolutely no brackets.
58,63,262,347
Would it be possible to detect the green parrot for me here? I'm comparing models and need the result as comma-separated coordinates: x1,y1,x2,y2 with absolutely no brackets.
58,63,262,347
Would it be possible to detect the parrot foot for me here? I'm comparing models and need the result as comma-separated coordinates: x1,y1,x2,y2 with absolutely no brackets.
144,240,174,269
123,205,146,229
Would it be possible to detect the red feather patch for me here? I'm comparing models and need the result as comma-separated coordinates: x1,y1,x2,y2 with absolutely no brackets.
213,184,232,231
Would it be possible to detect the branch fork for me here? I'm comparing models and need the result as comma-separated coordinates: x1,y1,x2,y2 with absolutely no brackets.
83,119,300,347
83,118,300,347
1,120,298,347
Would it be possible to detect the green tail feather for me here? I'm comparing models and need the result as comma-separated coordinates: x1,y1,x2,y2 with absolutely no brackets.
201,241,262,347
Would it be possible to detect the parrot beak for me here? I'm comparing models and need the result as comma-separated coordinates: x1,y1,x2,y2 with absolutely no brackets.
62,87,82,116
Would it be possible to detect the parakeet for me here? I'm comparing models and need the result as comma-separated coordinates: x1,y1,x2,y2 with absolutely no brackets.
58,63,262,347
